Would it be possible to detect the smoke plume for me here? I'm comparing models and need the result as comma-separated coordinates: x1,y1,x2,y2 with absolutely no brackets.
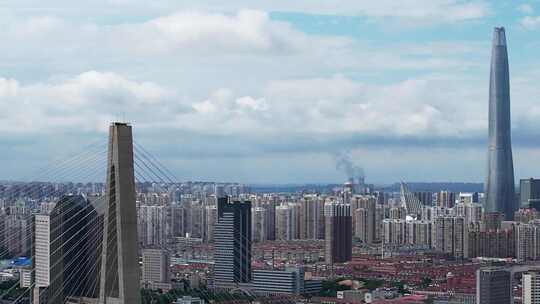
334,151,365,181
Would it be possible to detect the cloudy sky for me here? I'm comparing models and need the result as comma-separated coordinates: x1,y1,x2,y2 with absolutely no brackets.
1,0,540,184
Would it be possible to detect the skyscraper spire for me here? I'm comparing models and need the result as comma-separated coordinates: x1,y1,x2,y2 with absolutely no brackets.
484,27,515,220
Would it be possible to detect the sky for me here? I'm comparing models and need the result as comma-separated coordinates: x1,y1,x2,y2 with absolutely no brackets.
1,0,540,184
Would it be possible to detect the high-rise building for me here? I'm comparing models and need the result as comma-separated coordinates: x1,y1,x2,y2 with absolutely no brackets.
352,196,376,244
432,216,465,258
389,206,407,220
516,222,540,261
4,214,31,257
251,207,267,243
454,202,483,225
523,271,540,304
33,215,52,304
33,195,101,304
413,192,433,206
520,178,540,210
142,249,171,290
324,202,352,264
99,122,141,304
204,205,218,243
406,220,432,247
214,197,252,287
169,204,187,238
299,196,324,240
275,204,298,241
476,268,511,304
484,27,516,220
188,203,205,239
262,199,278,241
437,191,456,208
375,205,384,242
138,205,168,247
466,222,516,259
382,219,407,245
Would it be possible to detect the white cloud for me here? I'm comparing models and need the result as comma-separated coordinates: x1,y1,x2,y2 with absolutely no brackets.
0,71,172,132
192,88,233,114
112,10,307,54
235,96,269,112
520,15,540,29
176,74,487,138
0,71,487,139
0,8,484,94
0,78,19,98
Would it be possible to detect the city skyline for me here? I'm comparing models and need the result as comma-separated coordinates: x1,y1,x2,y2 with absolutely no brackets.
1,1,540,184
5,2,540,303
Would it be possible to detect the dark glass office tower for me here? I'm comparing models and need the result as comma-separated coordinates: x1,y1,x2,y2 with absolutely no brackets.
324,202,352,264
214,197,252,287
485,27,515,220
33,195,102,304
476,267,511,304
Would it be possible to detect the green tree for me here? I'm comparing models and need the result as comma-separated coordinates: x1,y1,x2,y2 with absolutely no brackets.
420,277,432,288
319,279,351,297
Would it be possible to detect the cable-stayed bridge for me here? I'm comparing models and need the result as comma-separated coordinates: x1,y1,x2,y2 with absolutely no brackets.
0,122,301,304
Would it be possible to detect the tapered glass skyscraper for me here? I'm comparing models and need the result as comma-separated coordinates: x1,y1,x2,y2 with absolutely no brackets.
484,27,515,220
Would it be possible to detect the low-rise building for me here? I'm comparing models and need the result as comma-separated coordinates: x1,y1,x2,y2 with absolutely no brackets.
252,267,304,295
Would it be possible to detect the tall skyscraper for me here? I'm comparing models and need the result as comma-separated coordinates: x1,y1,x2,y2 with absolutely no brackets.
485,27,516,220
99,122,141,304
476,267,511,304
33,195,101,304
324,202,352,264
214,197,252,287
